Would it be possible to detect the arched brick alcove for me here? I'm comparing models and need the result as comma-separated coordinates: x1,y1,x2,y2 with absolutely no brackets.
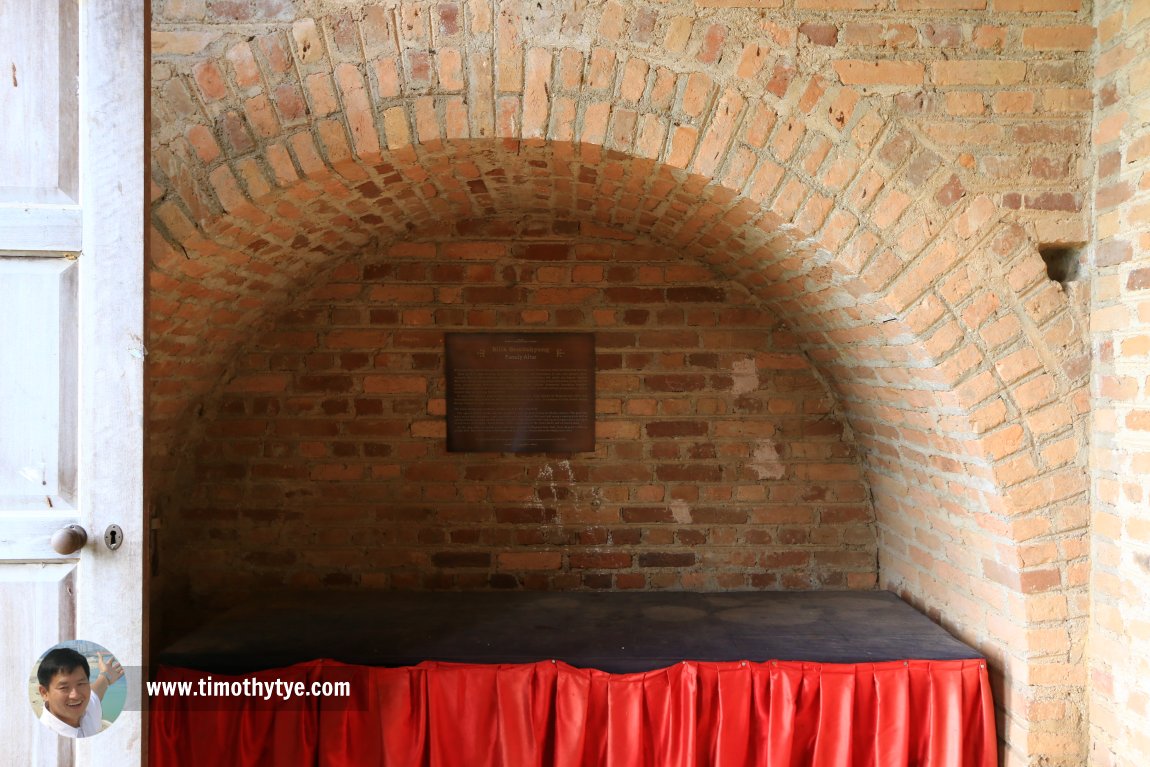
149,3,1091,762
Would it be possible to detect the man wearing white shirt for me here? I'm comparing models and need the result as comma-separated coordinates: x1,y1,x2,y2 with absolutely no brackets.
36,647,124,738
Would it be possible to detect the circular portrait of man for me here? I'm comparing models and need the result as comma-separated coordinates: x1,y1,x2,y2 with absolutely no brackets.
30,640,125,738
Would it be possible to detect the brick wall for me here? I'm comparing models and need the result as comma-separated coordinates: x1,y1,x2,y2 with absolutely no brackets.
148,1,1096,764
163,230,877,614
1090,0,1150,764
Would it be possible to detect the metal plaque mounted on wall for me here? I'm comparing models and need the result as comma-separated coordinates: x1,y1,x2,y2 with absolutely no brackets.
445,332,596,453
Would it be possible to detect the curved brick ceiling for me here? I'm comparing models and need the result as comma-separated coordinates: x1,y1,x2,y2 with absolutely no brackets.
148,7,1089,510
151,129,1081,515
148,4,1093,753
150,139,958,482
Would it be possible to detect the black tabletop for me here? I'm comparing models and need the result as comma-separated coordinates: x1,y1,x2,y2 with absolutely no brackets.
159,590,982,674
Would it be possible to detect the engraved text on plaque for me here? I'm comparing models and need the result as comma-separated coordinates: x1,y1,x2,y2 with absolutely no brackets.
445,333,595,453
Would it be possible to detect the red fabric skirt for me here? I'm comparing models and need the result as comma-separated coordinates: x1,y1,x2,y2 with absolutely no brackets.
150,658,996,766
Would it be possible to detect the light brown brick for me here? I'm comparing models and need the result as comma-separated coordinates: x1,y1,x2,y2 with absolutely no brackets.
1022,25,1095,50
834,60,925,86
933,60,1027,85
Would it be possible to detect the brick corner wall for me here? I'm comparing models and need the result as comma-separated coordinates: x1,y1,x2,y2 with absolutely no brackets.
162,229,878,621
1090,0,1150,764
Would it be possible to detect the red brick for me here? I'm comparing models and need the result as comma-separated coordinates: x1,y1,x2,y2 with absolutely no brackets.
224,373,291,393
193,61,228,101
498,552,562,570
432,552,490,568
225,42,262,87
646,421,709,438
186,124,222,164
570,552,632,569
638,553,696,568
696,24,727,65
681,73,713,118
995,0,1079,10
841,23,915,47
656,465,723,482
799,23,839,46
800,0,880,7
899,0,985,8
363,375,427,394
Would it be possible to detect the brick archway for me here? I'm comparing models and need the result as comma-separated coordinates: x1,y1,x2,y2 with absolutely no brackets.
150,5,1090,762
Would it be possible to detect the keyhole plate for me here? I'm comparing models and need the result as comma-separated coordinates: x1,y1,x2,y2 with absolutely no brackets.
104,524,123,551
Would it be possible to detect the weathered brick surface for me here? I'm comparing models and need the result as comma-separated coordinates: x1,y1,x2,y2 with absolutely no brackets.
168,234,876,599
149,1,1096,764
1090,0,1150,764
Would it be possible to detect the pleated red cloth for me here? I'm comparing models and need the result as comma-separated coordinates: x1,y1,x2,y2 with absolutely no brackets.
150,658,996,766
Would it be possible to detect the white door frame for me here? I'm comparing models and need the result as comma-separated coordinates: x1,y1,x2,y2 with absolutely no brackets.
0,0,145,764
75,1,147,764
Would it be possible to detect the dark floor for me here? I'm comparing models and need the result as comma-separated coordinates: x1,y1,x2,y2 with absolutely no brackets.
158,590,981,674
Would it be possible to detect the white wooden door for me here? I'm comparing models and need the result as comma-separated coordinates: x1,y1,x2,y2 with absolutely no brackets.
0,0,144,764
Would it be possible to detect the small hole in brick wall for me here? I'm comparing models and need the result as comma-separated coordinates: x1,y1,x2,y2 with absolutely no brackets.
1039,245,1083,286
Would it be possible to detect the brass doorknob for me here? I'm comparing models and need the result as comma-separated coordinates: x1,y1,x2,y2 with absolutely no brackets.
51,524,88,555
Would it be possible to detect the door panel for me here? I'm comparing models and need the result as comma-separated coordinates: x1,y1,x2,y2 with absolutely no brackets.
0,0,144,764
0,564,77,767
0,259,78,506
0,0,79,203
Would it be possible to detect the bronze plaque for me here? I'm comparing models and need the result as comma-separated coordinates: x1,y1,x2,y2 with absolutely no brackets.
445,333,595,453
